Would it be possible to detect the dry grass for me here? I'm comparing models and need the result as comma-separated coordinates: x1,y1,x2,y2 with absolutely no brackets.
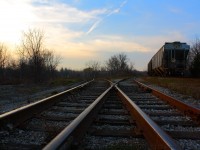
141,77,200,99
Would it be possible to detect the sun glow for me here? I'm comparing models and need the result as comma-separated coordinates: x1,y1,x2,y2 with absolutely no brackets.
0,0,36,44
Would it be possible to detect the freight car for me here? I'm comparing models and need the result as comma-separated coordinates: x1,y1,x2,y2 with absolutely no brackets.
148,41,190,76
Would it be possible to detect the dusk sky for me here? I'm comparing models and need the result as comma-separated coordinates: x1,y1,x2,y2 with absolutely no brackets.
0,0,200,70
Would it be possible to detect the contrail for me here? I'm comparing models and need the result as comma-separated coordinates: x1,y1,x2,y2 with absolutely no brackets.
86,0,128,35
120,0,128,8
108,0,127,16
86,19,102,35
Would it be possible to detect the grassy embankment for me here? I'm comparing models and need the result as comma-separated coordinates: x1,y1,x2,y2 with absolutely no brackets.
141,77,200,99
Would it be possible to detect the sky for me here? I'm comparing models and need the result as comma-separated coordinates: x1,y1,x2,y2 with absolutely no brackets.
0,0,200,71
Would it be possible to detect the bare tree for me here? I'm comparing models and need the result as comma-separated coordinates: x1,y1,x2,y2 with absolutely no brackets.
0,43,9,80
106,53,130,75
43,50,60,78
86,60,101,71
18,28,60,82
189,38,200,77
128,61,135,72
106,55,120,73
0,43,8,69
118,53,129,70
18,29,44,82
85,60,101,78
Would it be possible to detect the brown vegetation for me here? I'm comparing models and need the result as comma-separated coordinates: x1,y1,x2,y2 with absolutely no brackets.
189,38,200,77
142,77,200,99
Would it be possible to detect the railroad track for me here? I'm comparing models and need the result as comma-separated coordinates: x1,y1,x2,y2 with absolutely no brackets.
74,88,149,149
43,81,180,150
118,79,200,149
0,79,110,149
1,78,200,149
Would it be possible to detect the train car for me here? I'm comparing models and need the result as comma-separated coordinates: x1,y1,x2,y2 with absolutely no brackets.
147,59,152,76
148,41,190,76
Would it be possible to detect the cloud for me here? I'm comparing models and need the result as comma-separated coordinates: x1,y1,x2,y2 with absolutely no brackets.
0,0,108,44
0,0,36,44
133,31,188,52
33,2,107,23
32,24,187,70
53,34,150,70
90,38,148,53
51,35,149,60
27,1,110,44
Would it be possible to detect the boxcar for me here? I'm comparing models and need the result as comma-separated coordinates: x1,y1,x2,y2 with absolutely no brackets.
148,41,190,76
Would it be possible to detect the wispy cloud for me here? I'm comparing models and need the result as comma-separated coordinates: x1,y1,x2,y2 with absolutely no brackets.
55,35,149,59
0,0,108,44
32,1,110,39
33,2,107,23
108,0,127,16
133,31,188,52
86,0,128,35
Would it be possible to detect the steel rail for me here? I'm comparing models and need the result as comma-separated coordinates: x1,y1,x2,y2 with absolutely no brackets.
43,84,114,150
115,85,181,150
44,80,181,150
0,80,94,129
134,80,200,122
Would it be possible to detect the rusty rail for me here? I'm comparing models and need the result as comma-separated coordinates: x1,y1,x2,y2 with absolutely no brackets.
43,84,114,150
134,80,200,122
0,80,93,129
115,85,181,150
44,81,181,150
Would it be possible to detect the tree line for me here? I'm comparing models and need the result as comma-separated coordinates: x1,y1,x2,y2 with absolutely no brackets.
0,28,200,84
0,29,60,84
80,54,135,79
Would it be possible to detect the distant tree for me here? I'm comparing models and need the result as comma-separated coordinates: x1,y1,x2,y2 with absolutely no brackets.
4,59,20,83
189,38,200,77
83,67,94,78
58,67,84,79
106,53,132,75
0,43,19,84
18,28,60,82
0,43,9,80
118,53,129,70
43,50,60,79
85,60,101,78
128,61,135,72
106,55,119,73
18,28,45,82
0,43,8,68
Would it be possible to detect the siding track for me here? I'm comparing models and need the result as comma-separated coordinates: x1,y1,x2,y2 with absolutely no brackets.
0,80,110,149
119,79,200,149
